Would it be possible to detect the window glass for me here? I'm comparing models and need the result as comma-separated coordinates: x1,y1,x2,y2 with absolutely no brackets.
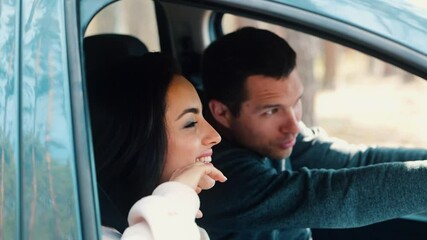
0,0,19,239
270,0,427,56
85,0,160,51
221,14,427,148
20,0,81,239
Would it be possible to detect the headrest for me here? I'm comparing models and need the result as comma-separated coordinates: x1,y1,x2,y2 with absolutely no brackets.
84,34,149,79
84,33,148,58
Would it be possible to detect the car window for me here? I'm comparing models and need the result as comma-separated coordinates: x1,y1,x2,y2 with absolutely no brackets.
221,13,427,148
0,0,84,239
0,2,19,239
21,1,82,239
85,0,160,51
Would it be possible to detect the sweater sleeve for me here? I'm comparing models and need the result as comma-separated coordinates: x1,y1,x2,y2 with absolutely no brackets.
121,181,209,240
290,122,427,169
198,148,427,231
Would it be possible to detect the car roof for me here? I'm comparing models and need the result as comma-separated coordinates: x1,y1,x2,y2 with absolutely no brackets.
272,0,427,56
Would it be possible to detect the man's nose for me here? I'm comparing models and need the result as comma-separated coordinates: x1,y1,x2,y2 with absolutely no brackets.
279,110,300,135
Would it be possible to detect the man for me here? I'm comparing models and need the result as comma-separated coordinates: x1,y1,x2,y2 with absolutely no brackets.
197,27,427,240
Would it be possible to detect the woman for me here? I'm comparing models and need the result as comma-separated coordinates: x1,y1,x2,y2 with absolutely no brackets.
87,52,226,239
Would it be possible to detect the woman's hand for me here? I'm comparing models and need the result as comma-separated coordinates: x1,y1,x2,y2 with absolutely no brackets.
170,162,227,191
169,162,227,218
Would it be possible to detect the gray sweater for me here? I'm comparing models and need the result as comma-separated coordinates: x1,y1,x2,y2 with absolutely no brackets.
198,124,427,240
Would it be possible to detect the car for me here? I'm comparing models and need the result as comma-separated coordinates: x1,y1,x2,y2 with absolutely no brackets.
1,0,426,239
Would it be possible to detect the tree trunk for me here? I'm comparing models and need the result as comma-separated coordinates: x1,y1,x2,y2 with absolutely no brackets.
323,41,337,90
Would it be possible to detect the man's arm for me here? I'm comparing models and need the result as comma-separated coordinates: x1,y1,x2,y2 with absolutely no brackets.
199,148,427,232
291,122,427,169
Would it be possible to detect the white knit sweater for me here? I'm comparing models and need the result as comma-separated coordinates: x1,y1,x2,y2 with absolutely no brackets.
102,181,209,240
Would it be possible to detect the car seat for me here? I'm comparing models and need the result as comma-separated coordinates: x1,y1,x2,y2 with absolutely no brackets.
83,33,149,233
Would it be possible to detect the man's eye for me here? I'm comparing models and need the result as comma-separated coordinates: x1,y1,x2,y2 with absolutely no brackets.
294,98,302,107
184,121,198,128
265,108,278,115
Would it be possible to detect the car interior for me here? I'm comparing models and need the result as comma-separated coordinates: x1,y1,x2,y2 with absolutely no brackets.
82,0,427,239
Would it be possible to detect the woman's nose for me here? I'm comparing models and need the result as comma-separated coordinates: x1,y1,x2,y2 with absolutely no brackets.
203,120,221,146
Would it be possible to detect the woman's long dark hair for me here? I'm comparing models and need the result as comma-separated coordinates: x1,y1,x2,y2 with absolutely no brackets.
87,52,180,220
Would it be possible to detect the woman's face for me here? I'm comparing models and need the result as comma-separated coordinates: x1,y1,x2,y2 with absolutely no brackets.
161,75,221,182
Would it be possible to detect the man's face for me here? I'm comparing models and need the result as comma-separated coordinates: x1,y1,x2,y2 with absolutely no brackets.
228,70,303,160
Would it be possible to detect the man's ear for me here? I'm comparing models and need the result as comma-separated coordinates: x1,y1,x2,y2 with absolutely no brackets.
208,100,233,129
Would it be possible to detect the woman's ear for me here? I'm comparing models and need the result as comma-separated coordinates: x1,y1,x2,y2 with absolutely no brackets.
208,100,232,129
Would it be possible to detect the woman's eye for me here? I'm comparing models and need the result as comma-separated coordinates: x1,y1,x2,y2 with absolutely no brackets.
184,121,198,128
